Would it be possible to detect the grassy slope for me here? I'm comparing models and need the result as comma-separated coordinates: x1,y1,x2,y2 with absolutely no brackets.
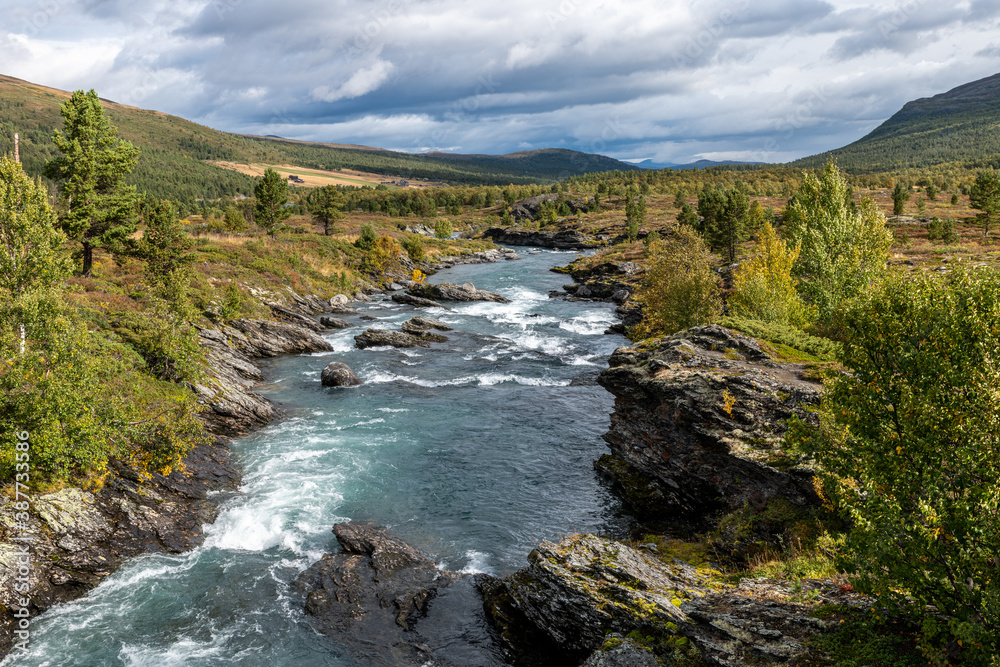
794,72,1000,171
0,74,640,199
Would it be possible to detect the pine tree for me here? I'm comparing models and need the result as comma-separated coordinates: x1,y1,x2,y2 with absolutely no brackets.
891,181,910,216
309,185,344,236
136,200,194,306
254,168,290,236
970,168,1000,238
44,90,141,276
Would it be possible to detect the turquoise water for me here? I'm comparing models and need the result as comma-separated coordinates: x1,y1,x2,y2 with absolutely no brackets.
9,250,631,666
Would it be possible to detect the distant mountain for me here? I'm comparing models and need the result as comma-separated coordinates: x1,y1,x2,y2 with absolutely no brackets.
794,72,1000,170
633,158,765,170
0,74,640,201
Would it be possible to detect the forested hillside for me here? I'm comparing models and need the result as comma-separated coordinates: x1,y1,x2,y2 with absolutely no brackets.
0,75,640,202
795,72,1000,171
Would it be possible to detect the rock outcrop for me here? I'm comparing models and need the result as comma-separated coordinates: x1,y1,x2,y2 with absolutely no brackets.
478,533,849,667
680,578,851,666
354,328,432,349
400,317,451,342
429,248,522,268
478,533,711,666
595,325,821,520
408,282,510,303
391,293,450,310
318,316,352,329
557,260,641,303
403,316,452,332
296,523,458,666
483,227,596,250
194,320,333,435
321,362,363,387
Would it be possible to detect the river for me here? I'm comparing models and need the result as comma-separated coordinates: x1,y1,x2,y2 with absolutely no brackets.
8,249,632,666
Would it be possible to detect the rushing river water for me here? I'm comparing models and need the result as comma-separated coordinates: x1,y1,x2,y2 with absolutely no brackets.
9,249,633,666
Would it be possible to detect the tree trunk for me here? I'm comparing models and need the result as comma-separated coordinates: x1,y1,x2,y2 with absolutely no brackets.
82,241,93,277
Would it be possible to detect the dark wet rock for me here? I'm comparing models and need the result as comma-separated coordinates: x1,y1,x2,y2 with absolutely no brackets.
502,194,589,222
391,293,450,310
321,362,363,387
319,316,352,329
558,261,641,302
401,318,452,342
354,328,431,349
483,227,596,250
404,316,453,332
408,282,510,303
295,523,458,667
329,304,361,315
402,329,449,343
595,325,821,521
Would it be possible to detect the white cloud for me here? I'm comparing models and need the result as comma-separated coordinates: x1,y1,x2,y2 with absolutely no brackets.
0,0,998,163
311,59,395,102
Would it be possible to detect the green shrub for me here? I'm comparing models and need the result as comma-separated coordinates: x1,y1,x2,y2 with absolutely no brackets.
717,315,840,362
789,268,1000,664
728,222,813,327
355,222,377,250
401,235,425,262
785,163,892,323
0,318,206,482
633,225,722,338
109,303,203,383
927,217,958,244
434,218,453,239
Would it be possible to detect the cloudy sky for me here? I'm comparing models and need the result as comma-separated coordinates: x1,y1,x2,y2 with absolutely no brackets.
3,0,1000,164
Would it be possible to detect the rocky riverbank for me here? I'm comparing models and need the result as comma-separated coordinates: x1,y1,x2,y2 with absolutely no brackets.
0,289,341,658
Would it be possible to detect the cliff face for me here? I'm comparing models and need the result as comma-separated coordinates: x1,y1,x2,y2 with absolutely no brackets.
595,325,821,520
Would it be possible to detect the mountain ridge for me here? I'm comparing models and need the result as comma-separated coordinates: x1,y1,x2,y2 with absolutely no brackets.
793,71,1000,170
0,74,640,199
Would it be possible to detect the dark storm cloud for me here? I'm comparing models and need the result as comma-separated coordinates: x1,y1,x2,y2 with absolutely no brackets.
1,0,998,163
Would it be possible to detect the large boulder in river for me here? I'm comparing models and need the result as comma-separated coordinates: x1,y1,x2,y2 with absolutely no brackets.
400,318,451,342
321,362,362,387
391,293,450,309
354,328,430,349
319,316,352,329
295,523,458,666
407,282,510,303
595,325,821,522
404,316,453,331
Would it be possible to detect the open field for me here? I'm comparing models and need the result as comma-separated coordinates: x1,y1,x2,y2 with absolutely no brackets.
207,162,433,189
